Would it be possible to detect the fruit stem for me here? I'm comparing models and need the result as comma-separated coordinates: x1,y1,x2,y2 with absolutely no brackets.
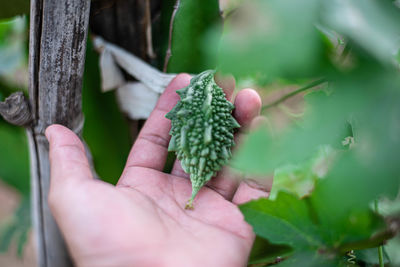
375,199,384,267
185,183,202,209
185,199,194,210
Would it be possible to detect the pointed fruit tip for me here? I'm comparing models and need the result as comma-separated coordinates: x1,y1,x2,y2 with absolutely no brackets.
185,199,194,210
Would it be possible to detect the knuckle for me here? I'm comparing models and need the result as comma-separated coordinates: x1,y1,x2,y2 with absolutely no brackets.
139,132,170,149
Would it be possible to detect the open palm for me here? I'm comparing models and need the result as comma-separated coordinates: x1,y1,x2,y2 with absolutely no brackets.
47,74,267,267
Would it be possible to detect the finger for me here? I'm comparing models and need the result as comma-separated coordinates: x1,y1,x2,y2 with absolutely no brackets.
233,89,262,131
121,74,191,175
170,73,235,177
171,159,189,178
232,117,273,205
46,124,93,205
249,116,269,129
232,179,271,205
215,72,235,101
207,89,262,200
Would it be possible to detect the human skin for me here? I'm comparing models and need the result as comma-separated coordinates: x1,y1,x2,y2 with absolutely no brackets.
46,74,268,267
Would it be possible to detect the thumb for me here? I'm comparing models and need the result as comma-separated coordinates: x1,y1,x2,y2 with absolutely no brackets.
46,124,93,196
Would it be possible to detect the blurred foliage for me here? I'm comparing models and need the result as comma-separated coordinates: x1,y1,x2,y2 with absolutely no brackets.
0,197,30,257
269,145,336,200
354,247,390,265
212,0,329,82
274,251,341,267
248,236,293,265
164,0,222,73
0,16,31,258
0,16,27,83
82,39,131,184
0,16,29,195
240,192,386,261
0,0,29,20
210,0,400,265
322,0,400,65
158,0,177,70
0,120,30,195
385,234,400,266
378,194,400,266
379,194,400,218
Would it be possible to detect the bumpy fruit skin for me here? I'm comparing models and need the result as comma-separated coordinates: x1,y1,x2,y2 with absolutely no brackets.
165,70,240,208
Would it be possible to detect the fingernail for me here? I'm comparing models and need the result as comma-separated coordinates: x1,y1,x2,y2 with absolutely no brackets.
215,72,236,96
250,116,269,130
244,178,273,193
45,127,52,142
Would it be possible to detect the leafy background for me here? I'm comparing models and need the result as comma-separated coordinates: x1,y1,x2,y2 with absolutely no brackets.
220,0,400,265
1,0,400,266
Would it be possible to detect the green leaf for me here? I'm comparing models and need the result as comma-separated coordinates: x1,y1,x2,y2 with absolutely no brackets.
16,228,28,257
233,67,400,183
0,1,29,20
0,16,27,76
249,236,293,265
307,71,400,238
240,192,323,249
231,125,274,175
0,17,29,195
271,164,317,199
241,190,386,256
310,152,399,248
232,89,350,175
378,194,400,217
270,146,336,199
164,0,222,73
0,197,30,255
82,39,131,184
234,62,400,263
275,251,342,267
215,0,327,82
355,247,390,265
225,1,400,265
0,121,30,194
322,0,400,64
220,0,244,16
385,234,400,266
0,222,18,253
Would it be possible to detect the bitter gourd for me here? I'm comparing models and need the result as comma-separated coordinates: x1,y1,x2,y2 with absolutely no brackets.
165,70,240,209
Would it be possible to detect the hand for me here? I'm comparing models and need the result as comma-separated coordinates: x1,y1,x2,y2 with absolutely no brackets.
46,74,268,267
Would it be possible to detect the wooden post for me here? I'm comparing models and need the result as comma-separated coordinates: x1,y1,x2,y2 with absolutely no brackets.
28,0,91,266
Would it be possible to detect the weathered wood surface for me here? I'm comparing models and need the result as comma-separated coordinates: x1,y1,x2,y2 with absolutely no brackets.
90,0,161,61
0,92,32,126
28,0,91,266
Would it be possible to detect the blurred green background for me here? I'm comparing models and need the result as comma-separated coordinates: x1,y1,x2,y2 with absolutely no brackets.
1,0,400,266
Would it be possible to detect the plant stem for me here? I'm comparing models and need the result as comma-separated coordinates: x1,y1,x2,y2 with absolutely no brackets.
163,0,181,72
378,245,384,267
261,78,326,112
375,199,385,267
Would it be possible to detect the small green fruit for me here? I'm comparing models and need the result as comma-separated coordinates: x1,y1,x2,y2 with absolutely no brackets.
165,70,240,208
